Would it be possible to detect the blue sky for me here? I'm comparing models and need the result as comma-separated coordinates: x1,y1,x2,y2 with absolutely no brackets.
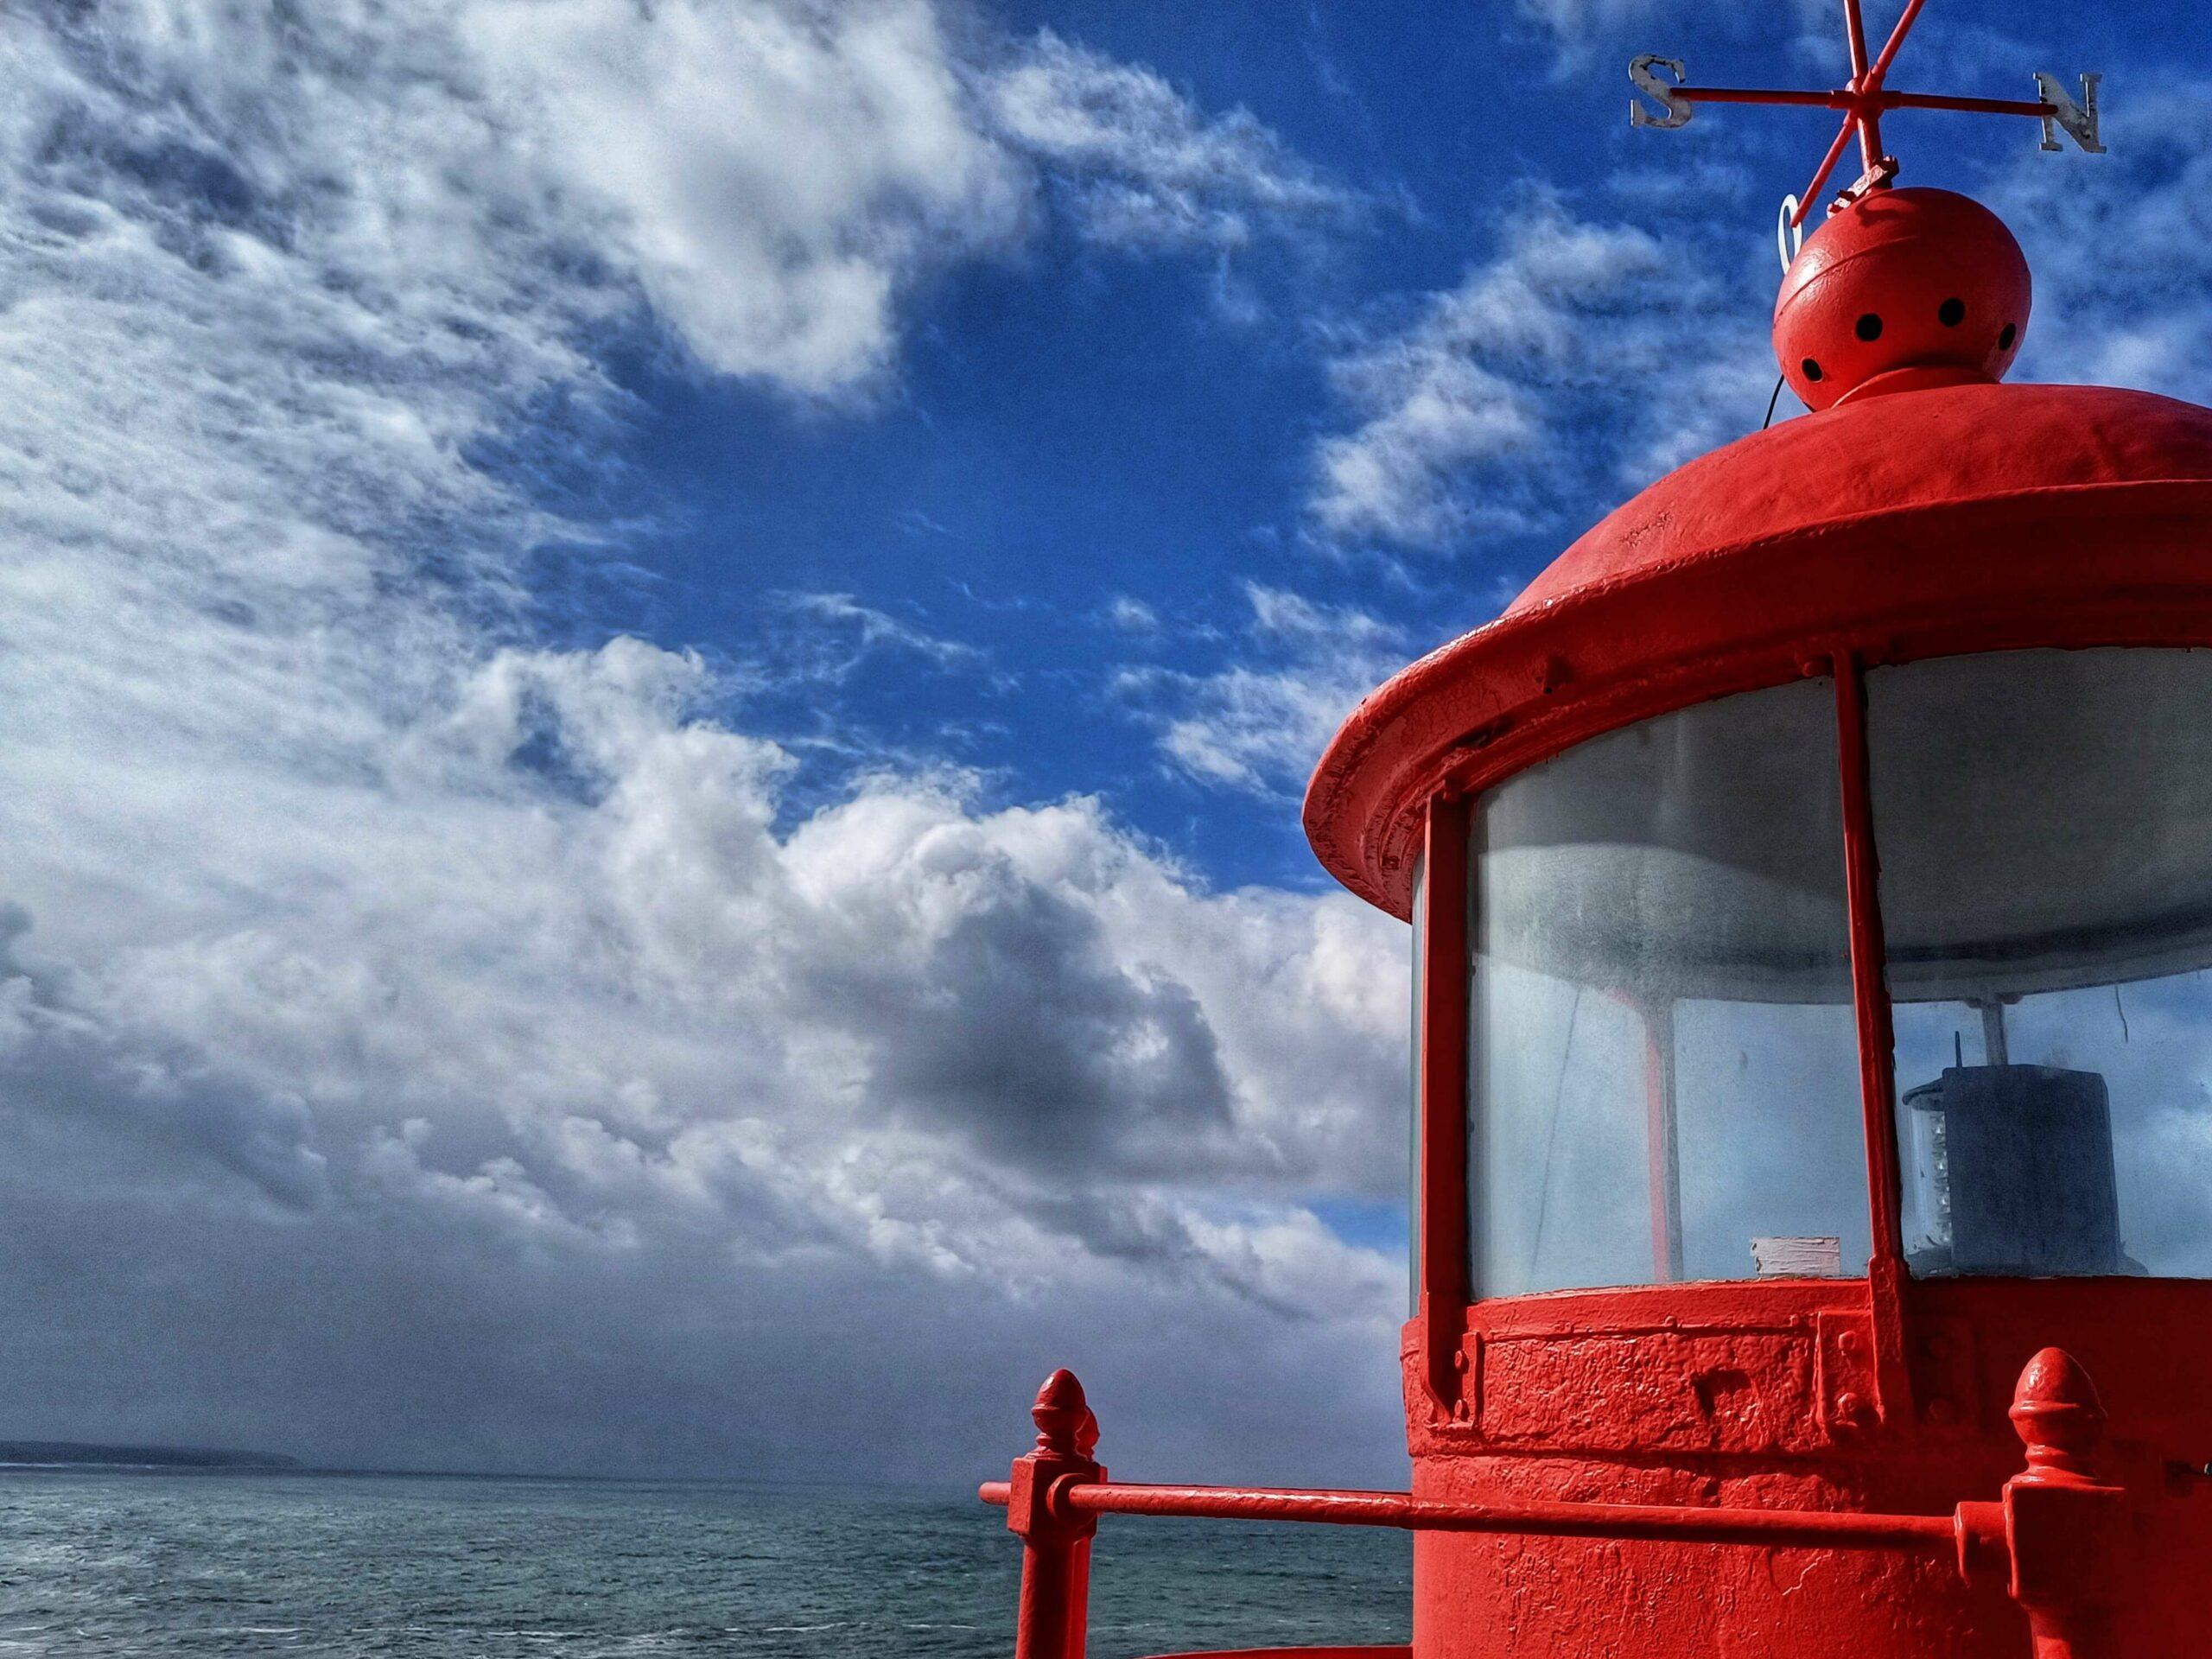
0,0,2202,1482
513,0,2170,891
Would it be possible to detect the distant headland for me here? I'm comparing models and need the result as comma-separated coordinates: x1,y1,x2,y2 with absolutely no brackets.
0,1440,300,1471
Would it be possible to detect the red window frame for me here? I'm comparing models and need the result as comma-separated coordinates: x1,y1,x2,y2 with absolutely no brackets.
1408,653,1917,1421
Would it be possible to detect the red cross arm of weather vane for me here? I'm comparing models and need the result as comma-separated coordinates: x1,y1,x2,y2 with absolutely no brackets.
1630,0,2105,231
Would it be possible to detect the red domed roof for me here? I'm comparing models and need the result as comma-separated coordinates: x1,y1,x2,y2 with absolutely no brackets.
1306,378,2212,918
1511,380,2212,613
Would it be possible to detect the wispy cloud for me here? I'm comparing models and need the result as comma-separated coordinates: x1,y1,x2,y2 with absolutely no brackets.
774,589,990,678
1994,81,2212,405
1516,0,1830,68
1117,585,1408,795
1308,194,1767,555
987,29,1370,254
1102,594,1162,634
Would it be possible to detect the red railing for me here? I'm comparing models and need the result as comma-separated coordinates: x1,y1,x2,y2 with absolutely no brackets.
982,1349,2126,1659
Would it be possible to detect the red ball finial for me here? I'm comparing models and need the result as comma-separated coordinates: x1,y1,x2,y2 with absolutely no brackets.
1775,187,2031,411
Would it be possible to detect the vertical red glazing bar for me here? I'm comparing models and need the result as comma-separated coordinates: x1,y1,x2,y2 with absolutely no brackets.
1834,655,1913,1423
1642,1000,1685,1282
1419,793,1472,1413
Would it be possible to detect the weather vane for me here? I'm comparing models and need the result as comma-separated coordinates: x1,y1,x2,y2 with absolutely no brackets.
1629,0,2102,256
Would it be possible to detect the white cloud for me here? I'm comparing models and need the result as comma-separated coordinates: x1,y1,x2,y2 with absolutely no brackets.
1517,0,1829,63
13,0,1033,407
1310,196,1766,553
1518,0,1665,46
773,589,990,678
1102,594,1161,633
987,29,1364,253
462,0,1029,394
4,3,1352,416
0,3,1408,1478
1119,585,1409,794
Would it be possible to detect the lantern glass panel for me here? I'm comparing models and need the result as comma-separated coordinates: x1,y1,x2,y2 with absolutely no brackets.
1869,647,2212,1278
1468,677,1868,1297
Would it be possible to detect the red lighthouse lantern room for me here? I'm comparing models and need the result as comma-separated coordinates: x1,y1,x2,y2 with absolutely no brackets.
986,9,2205,1656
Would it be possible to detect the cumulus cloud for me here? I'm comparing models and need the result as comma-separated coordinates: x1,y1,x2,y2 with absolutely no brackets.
0,4,1408,1480
461,0,1029,393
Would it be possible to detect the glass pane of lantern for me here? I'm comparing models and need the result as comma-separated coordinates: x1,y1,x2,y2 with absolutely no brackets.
1868,648,2212,1279
1468,677,1868,1297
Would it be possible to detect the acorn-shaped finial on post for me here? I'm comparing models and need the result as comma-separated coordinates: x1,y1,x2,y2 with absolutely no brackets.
1033,1368,1091,1456
2009,1345,2108,1484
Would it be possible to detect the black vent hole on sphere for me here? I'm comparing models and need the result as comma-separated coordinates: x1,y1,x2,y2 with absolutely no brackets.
1802,358,1823,382
1939,297,1966,327
1999,322,2018,351
1855,313,1884,341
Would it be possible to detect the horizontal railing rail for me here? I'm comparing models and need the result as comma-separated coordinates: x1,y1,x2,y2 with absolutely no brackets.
980,1476,1959,1553
983,1347,2128,1659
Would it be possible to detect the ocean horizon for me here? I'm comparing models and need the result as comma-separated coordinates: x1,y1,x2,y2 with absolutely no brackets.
0,1465,1412,1657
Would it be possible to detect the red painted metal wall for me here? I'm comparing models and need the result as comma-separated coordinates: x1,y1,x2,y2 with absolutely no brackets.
1400,1281,2199,1656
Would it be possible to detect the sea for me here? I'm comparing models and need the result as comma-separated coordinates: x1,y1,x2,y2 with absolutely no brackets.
0,1469,1412,1657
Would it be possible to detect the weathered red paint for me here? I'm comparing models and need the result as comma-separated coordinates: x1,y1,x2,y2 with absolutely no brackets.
1008,1471,1960,1550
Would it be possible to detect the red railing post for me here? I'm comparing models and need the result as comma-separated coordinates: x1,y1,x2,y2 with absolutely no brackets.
1005,1370,1104,1659
1955,1349,2128,1659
